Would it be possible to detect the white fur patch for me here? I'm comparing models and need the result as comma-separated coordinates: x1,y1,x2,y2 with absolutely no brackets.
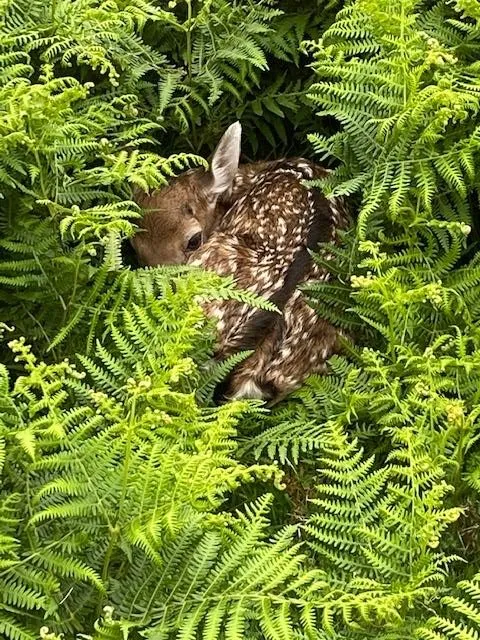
230,379,265,400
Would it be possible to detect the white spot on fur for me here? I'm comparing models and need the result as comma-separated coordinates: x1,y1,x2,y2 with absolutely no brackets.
230,379,265,400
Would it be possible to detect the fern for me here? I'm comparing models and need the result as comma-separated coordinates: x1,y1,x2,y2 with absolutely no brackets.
129,496,316,637
0,445,59,640
2,1,480,639
143,0,321,156
296,416,462,636
306,0,480,237
0,271,290,637
0,0,316,359
419,573,480,640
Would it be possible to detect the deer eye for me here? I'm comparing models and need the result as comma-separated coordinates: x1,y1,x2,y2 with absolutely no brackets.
186,231,202,252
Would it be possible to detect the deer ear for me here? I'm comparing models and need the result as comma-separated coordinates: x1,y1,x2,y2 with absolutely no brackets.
208,121,241,196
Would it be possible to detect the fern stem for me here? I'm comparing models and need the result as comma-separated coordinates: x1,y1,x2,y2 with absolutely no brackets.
400,0,407,106
99,531,117,612
453,410,467,490
185,0,193,83
63,249,83,326
20,302,53,350
32,248,67,312
119,396,136,515
98,396,136,613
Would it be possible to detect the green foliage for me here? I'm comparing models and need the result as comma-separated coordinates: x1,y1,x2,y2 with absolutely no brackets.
1,0,480,639
0,0,315,354
0,273,290,636
0,1,333,637
306,0,480,236
419,572,480,640
254,1,480,638
142,0,322,155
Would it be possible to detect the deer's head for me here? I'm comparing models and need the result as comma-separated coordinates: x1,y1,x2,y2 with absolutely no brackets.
131,122,242,266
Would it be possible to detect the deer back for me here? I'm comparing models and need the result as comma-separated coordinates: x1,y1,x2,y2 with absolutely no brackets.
188,158,349,402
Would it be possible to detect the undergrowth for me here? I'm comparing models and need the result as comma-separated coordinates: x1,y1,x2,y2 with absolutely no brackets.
0,0,480,639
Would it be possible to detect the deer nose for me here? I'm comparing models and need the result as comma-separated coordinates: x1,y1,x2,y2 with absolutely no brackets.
186,231,202,253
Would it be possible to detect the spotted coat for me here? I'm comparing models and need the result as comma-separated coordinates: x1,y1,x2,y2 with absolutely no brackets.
188,158,349,403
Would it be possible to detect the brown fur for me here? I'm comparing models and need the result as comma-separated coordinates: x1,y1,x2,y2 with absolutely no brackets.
132,170,215,265
132,161,276,266
131,123,349,402
187,158,349,402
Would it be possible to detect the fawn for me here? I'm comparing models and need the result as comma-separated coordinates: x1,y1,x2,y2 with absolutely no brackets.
132,123,349,403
